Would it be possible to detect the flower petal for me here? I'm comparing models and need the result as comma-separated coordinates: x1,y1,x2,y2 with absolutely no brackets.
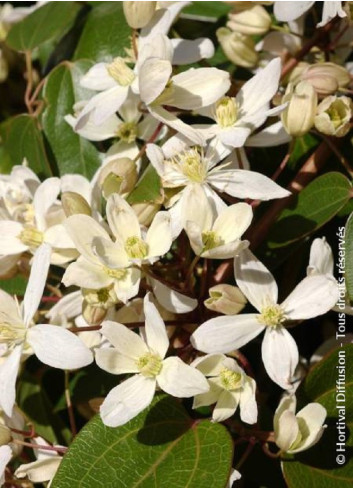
27,325,93,369
172,38,214,65
144,293,169,358
62,256,112,290
33,178,61,231
101,320,148,358
0,445,12,486
274,1,314,22
106,194,141,242
149,277,198,314
100,375,156,427
64,215,110,262
15,456,61,483
158,357,209,397
275,410,300,452
191,353,226,376
213,203,253,243
0,346,22,416
239,377,257,424
213,390,239,422
80,62,116,91
139,58,172,105
145,211,172,259
192,379,223,409
307,237,334,276
95,348,139,375
293,403,327,452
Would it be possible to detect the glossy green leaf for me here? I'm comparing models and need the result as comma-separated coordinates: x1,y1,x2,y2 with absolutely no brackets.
282,344,353,487
268,172,352,248
74,2,130,62
0,115,52,178
52,394,233,488
0,275,27,295
345,212,353,301
17,372,71,445
42,61,101,178
183,1,231,19
127,164,163,204
6,2,81,52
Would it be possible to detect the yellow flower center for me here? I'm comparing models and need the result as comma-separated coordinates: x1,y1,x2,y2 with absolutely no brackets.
215,97,238,128
104,267,127,280
18,227,44,249
0,323,26,347
125,236,148,259
258,304,286,329
136,352,162,378
202,231,223,251
116,121,138,143
107,58,135,86
219,367,243,390
171,148,207,184
326,102,346,129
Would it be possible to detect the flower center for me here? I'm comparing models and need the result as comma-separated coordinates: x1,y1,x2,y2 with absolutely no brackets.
136,352,162,378
215,97,238,128
107,58,135,86
116,121,138,143
125,236,148,259
202,231,223,251
104,267,127,280
258,304,286,328
171,148,207,184
18,227,44,249
219,367,243,390
0,322,26,347
326,102,346,129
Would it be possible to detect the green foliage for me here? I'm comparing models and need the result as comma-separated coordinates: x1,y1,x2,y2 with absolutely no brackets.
268,172,352,248
128,164,163,204
345,212,353,301
183,2,231,19
0,274,27,295
42,61,101,178
6,2,81,52
282,344,353,487
52,394,233,488
74,2,131,62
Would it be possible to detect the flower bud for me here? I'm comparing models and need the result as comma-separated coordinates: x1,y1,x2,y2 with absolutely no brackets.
301,63,350,97
314,95,353,137
98,158,138,199
0,424,11,446
61,192,91,217
131,201,161,226
227,5,271,35
123,1,157,29
204,284,247,315
281,81,318,137
217,28,258,68
82,303,107,326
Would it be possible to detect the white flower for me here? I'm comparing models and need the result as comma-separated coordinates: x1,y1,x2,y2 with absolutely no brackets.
184,185,252,259
191,248,339,390
0,445,11,486
274,1,346,27
96,293,209,427
274,395,327,453
192,353,257,424
0,243,93,417
198,58,286,150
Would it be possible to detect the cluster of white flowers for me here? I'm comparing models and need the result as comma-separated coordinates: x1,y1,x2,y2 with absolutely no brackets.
1,0,352,485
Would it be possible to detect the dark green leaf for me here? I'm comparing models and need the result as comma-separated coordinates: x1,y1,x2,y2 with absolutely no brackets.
183,2,231,19
0,275,27,295
287,133,320,170
52,394,233,487
42,61,101,178
74,2,130,62
0,115,52,178
268,172,352,248
282,344,353,487
345,212,353,301
127,164,163,204
6,2,81,52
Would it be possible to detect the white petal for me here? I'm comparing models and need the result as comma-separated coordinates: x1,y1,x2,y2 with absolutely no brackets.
247,121,291,147
274,1,313,22
293,403,327,452
171,38,214,65
274,394,297,431
95,348,139,375
213,203,253,243
307,237,334,276
62,256,112,290
101,320,148,358
80,62,116,91
239,377,257,424
218,126,251,148
201,240,248,260
27,325,93,369
44,225,75,249
100,375,156,427
191,314,264,354
106,194,140,242
191,353,226,376
0,445,12,486
140,3,188,45
283,275,339,320
208,169,290,200
318,1,346,27
15,457,61,483
182,184,215,232
192,380,223,409
149,277,198,314
139,58,172,105
234,248,278,311
113,267,141,304
261,327,299,390
145,211,172,259
46,291,82,323
0,346,22,416
64,215,110,262
0,221,28,255
0,290,22,325
158,357,209,397
144,293,169,358
146,143,165,177
33,178,61,231
66,113,119,142
92,236,129,269
23,243,51,327
212,390,239,422
275,410,300,452
184,220,204,256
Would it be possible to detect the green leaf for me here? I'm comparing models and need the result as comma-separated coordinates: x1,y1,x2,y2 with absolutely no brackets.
282,344,353,487
0,275,27,295
6,2,81,52
268,172,352,248
52,394,233,488
17,372,71,445
74,2,130,62
0,115,52,178
183,2,231,19
346,212,353,301
288,133,320,170
127,164,163,204
42,61,101,178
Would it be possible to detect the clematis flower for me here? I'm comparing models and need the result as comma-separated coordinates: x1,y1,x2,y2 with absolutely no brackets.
274,395,327,453
274,1,346,27
183,185,252,259
0,243,93,417
191,248,339,390
0,445,11,486
192,353,257,423
96,293,209,427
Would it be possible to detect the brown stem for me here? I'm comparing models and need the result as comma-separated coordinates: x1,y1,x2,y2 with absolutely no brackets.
133,122,164,163
13,439,67,454
69,320,195,333
262,442,282,459
24,51,34,114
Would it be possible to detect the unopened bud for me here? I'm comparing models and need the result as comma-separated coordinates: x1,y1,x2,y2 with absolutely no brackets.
301,63,350,97
98,158,138,199
204,284,247,315
217,28,258,68
123,1,157,29
0,424,11,446
227,5,271,35
82,303,107,326
315,95,353,137
281,81,318,137
61,192,91,217
131,201,161,226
